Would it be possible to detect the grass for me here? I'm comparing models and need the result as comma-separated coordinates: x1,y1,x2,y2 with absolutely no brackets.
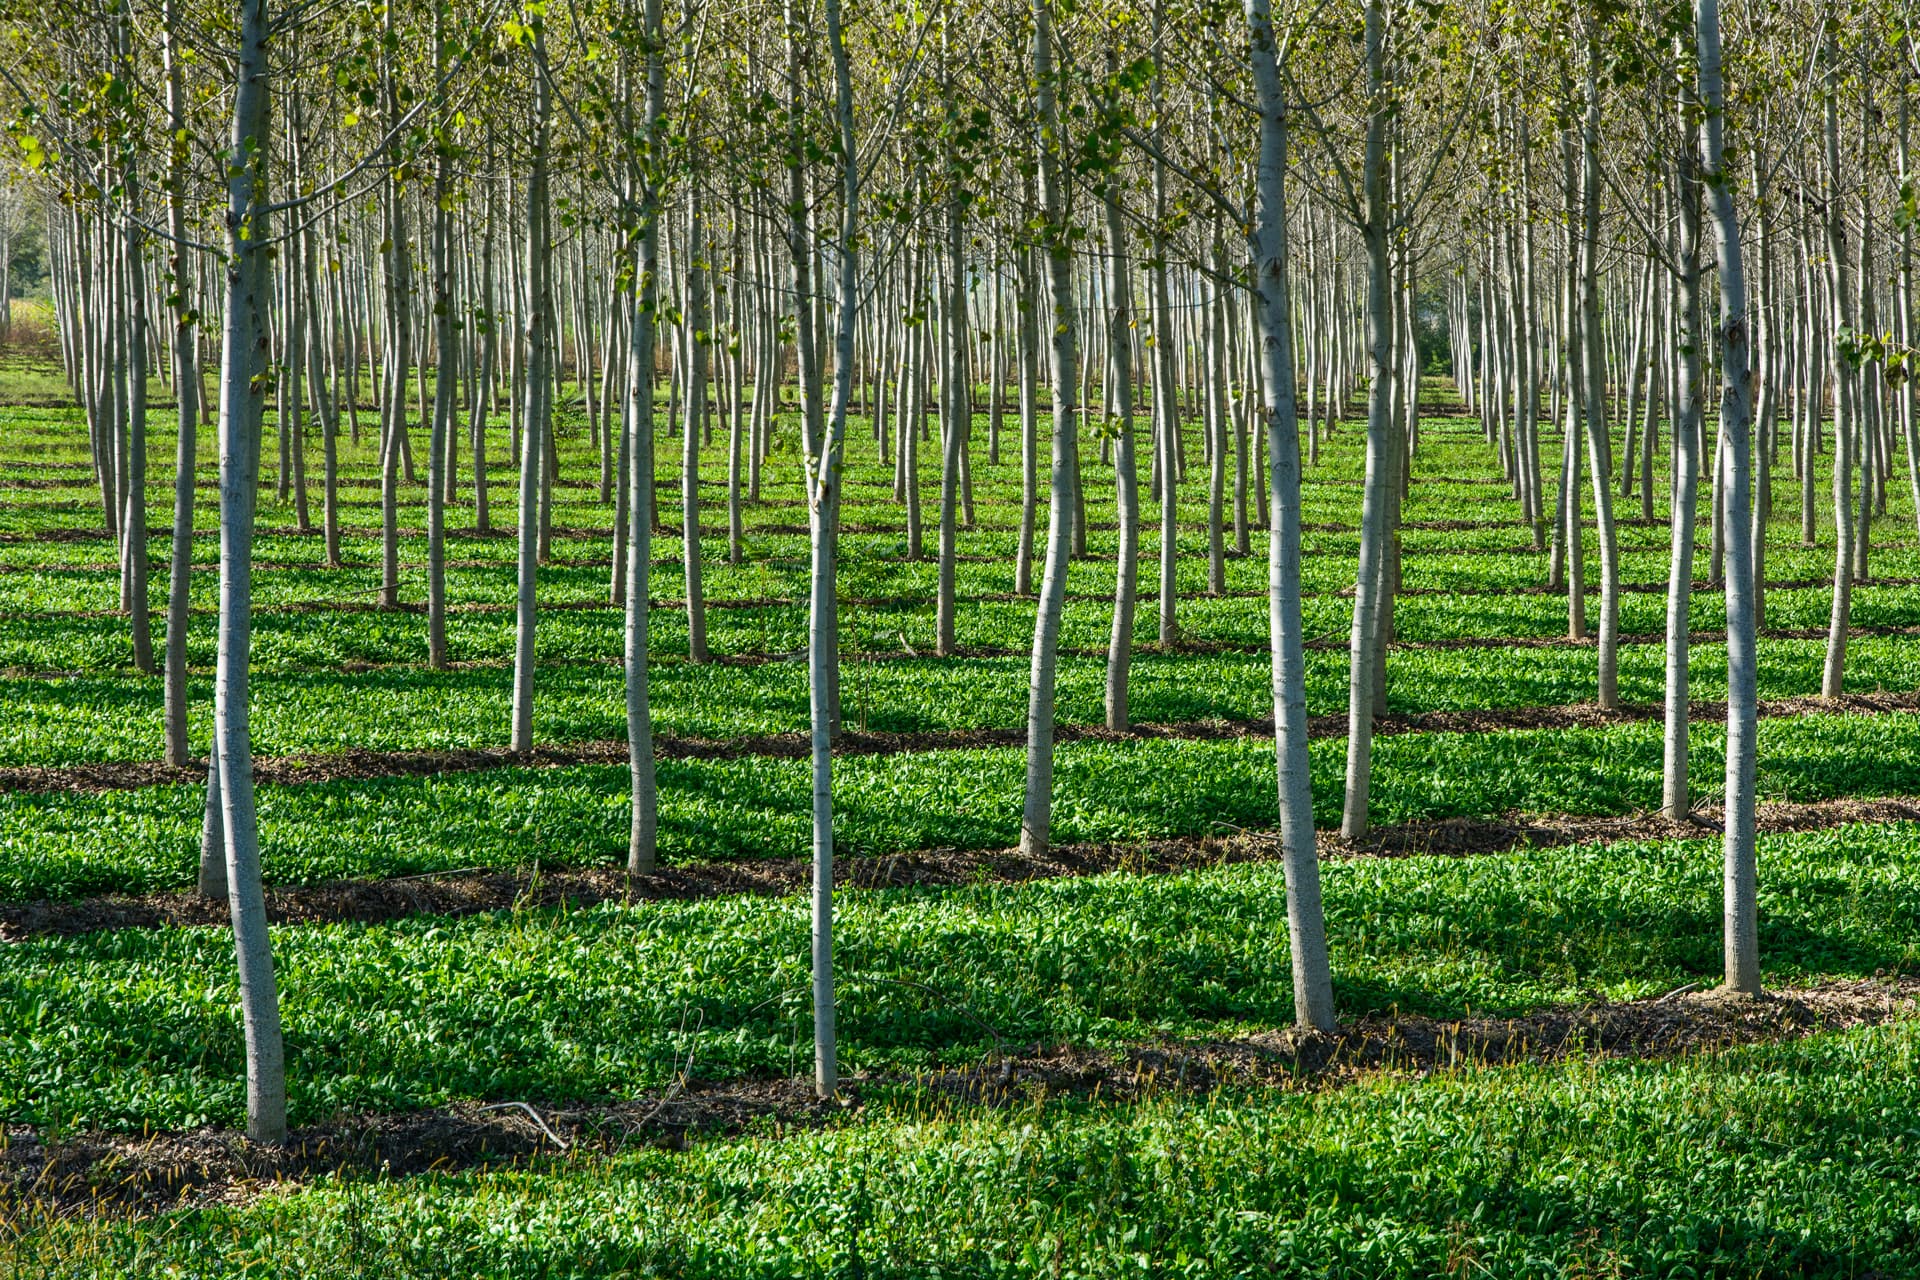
4,626,1920,770
12,575,1920,675
15,1022,1920,1278
22,1028,1920,1274
3,379,1919,1269
4,818,1918,1132
7,704,1920,900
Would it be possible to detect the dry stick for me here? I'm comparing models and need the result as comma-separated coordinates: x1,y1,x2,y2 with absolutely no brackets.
478,1101,570,1150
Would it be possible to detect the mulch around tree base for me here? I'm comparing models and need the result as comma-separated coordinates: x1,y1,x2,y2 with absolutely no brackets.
6,978,1911,1219
7,793,1920,942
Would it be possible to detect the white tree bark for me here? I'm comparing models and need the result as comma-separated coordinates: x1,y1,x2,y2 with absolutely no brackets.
799,0,859,1098
161,0,197,774
1821,26,1855,698
1020,0,1077,861
1696,0,1759,995
1102,152,1139,732
1246,0,1336,1030
624,0,665,875
426,10,454,672
1663,64,1705,821
510,23,553,756
213,0,286,1145
1340,0,1392,841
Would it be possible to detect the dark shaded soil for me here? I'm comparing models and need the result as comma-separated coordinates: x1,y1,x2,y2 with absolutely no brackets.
1,688,1915,804
10,572,1904,625
7,792,1920,941
941,976,1920,1099
6,977,1910,1217
12,511,1672,545
8,617,1919,687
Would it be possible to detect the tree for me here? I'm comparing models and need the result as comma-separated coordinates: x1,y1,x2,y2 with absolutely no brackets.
1698,0,1756,994
1018,0,1078,862
1245,0,1335,1031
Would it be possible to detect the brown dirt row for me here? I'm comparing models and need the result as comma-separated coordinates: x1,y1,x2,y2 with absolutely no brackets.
6,976,1911,1218
0,687,1913,805
0,522,1771,568
8,572,1907,624
7,791,1920,942
32,618,1915,678
6,510,1711,545
6,616,1915,688
0,516,1324,542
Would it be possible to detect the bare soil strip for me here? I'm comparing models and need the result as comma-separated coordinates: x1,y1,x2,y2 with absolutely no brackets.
6,509,1727,545
0,523,1798,570
6,619,1917,687
6,573,1906,624
6,793,1918,941
5,978,1910,1218
0,689,1913,804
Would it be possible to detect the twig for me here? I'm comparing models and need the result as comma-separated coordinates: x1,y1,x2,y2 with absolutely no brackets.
384,866,484,883
479,1101,570,1149
876,977,1012,1082
1208,820,1279,845
633,1008,704,1129
633,1079,686,1129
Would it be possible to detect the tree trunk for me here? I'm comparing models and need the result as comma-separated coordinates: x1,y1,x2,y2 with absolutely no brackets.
1340,0,1392,842
161,0,197,770
1663,66,1705,821
1697,0,1759,996
426,17,454,672
1102,124,1139,732
1821,27,1855,698
213,0,287,1145
793,0,858,1099
623,0,664,876
1246,0,1337,1030
510,26,553,756
1020,0,1077,861
682,185,709,663
117,9,154,677
1580,43,1619,707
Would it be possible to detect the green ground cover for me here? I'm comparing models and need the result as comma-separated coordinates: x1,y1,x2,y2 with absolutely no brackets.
4,385,1918,1272
19,1021,1920,1278
3,705,1919,899
5,818,1916,1132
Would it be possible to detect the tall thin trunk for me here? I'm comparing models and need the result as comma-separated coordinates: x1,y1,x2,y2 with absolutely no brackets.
935,145,965,657
161,0,197,771
213,0,286,1146
378,8,409,613
1340,0,1392,841
1821,28,1855,698
800,0,859,1100
1101,121,1139,732
1697,0,1759,996
1020,0,1077,861
681,185,709,663
474,167,495,537
1247,0,1336,1031
426,13,453,671
510,25,553,755
624,0,664,875
1663,57,1705,820
117,10,154,677
1579,43,1618,707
